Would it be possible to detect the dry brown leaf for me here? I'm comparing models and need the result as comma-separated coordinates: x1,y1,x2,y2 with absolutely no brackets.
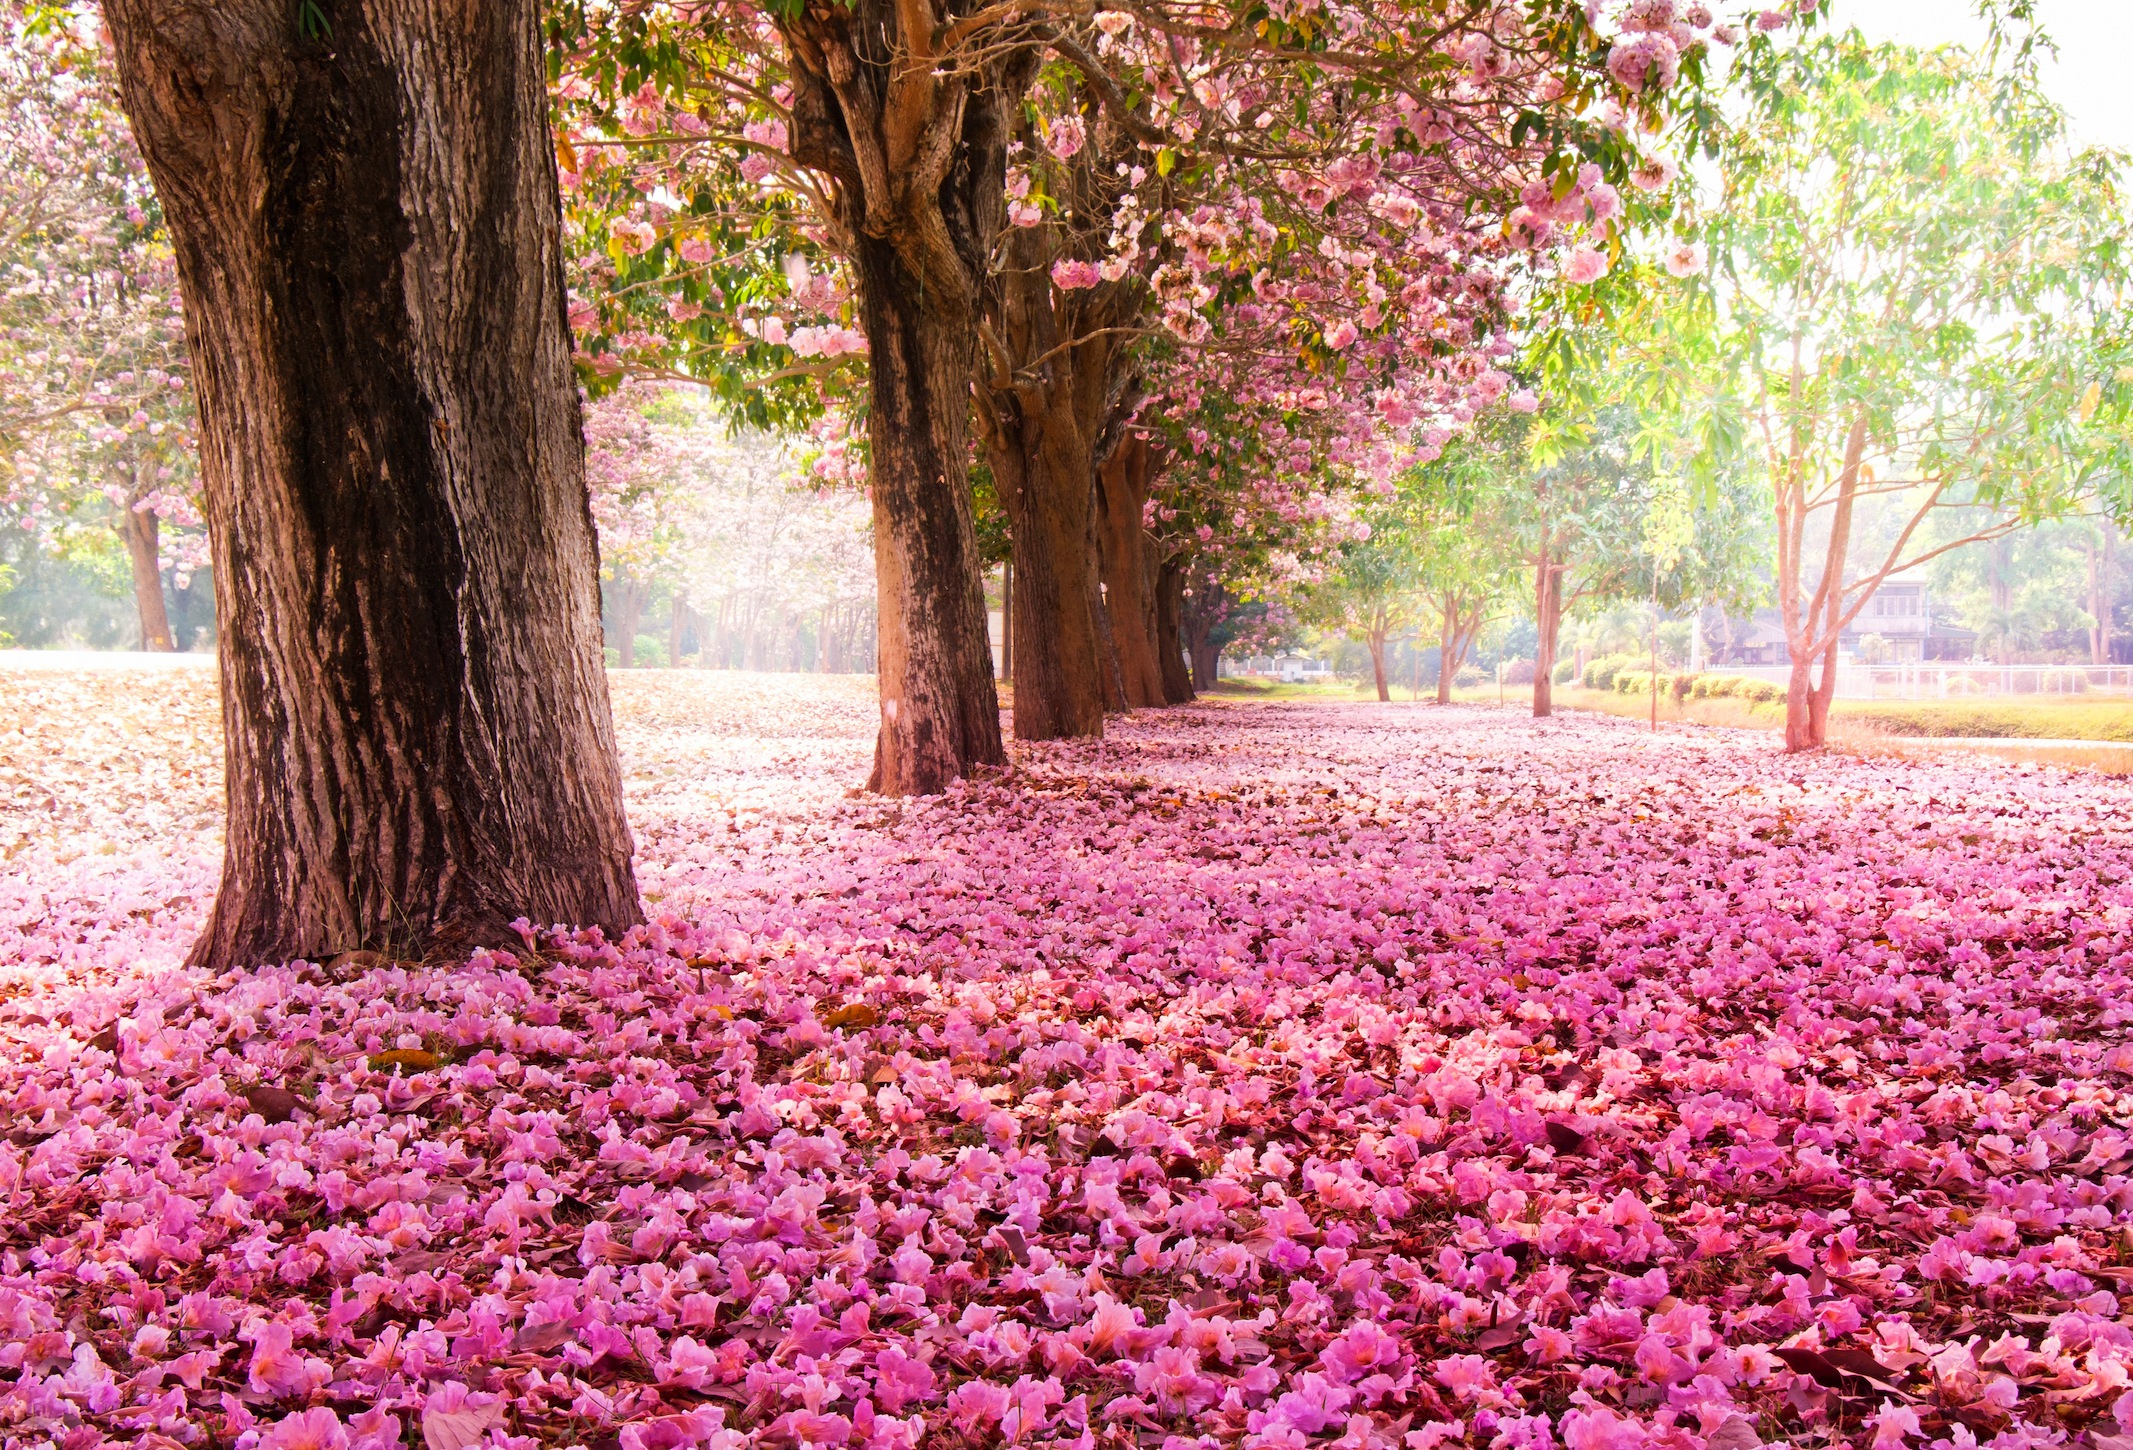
423,1399,504,1450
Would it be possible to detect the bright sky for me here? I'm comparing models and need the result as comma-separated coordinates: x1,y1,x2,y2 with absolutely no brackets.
1841,0,2133,152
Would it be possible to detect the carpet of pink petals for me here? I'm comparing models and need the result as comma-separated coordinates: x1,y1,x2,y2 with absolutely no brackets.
7,664,2133,1450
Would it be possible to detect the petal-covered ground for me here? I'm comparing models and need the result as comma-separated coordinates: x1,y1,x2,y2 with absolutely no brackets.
5,664,2133,1450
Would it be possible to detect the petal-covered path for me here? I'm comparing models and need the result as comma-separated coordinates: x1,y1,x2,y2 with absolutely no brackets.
5,668,2133,1450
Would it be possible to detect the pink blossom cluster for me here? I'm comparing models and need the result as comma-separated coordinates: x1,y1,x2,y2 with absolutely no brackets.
0,2,205,583
10,668,2130,1450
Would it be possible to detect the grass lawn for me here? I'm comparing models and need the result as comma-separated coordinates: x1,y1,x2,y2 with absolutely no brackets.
1201,675,2133,771
1208,675,1383,701
1544,684,2133,741
1449,682,2133,772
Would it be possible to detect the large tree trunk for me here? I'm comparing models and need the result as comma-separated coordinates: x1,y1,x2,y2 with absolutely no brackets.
1368,631,1390,702
783,0,1012,792
1533,537,1561,718
1183,579,1227,692
1153,556,1195,703
1095,437,1167,708
116,502,174,652
852,233,1006,792
104,0,641,969
988,414,1107,737
669,593,687,668
979,227,1116,741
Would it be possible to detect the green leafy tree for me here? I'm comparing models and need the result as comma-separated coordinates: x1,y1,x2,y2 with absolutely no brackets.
1652,29,2133,749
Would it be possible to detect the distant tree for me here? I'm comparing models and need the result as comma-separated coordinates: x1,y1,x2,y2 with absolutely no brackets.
0,4,199,651
1655,30,2133,749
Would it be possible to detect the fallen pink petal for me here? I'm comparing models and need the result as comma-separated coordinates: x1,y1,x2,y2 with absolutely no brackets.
7,669,2133,1448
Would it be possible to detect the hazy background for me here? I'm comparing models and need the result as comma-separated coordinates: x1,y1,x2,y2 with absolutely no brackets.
1858,0,2133,152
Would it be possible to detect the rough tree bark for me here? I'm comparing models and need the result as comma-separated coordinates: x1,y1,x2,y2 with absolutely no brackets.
987,409,1106,737
976,226,1121,740
849,234,1007,789
1094,435,1168,707
104,0,642,969
1183,579,1229,692
781,1,1012,792
115,500,174,653
1153,556,1195,703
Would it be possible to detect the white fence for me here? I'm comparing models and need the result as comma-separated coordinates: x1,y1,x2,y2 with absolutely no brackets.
1713,663,2133,702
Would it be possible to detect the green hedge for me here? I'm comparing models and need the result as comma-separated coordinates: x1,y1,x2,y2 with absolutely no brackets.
1686,673,1785,703
1581,654,1643,690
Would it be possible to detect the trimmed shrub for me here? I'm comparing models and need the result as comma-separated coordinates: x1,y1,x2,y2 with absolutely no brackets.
1583,654,1641,690
1454,665,1486,687
1502,659,1536,685
1553,658,1579,685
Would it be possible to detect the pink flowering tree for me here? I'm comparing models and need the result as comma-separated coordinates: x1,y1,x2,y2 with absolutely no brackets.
546,0,1798,782
0,3,199,650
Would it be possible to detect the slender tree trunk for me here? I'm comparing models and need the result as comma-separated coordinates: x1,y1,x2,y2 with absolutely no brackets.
669,593,686,668
1990,535,2014,665
851,233,1006,792
2091,532,2112,666
104,0,640,968
2106,527,2118,666
116,502,175,652
1001,559,1014,681
1369,631,1390,702
1088,500,1129,713
1153,556,1195,703
1532,539,1561,719
1095,437,1167,707
1779,415,1866,753
615,581,642,670
1454,607,1484,703
1435,598,1457,706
